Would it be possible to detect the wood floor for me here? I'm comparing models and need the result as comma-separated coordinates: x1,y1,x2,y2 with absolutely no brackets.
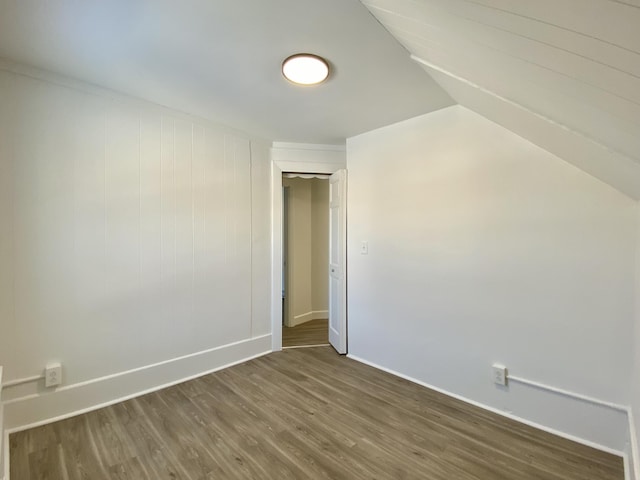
282,318,329,347
10,347,623,480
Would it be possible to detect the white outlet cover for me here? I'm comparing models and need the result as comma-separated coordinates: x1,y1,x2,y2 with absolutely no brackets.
45,362,62,388
492,364,507,386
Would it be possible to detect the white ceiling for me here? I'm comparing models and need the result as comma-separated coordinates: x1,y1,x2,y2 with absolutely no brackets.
362,0,640,198
0,0,453,144
2,0,639,198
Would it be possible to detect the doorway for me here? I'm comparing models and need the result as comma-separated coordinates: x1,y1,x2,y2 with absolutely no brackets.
271,158,347,354
282,174,330,348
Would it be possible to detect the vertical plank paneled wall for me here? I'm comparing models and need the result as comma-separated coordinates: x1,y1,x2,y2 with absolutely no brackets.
0,65,271,432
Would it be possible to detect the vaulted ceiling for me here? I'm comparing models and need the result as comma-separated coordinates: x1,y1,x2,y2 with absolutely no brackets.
0,0,638,197
362,0,640,199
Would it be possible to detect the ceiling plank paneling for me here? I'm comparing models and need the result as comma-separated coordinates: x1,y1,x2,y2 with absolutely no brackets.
380,24,640,160
365,0,640,78
363,0,640,197
463,0,640,53
367,4,640,105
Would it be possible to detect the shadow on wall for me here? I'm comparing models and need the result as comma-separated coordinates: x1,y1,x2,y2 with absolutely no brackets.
283,176,329,328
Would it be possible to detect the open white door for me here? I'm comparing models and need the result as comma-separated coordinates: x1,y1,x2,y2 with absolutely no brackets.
329,169,347,354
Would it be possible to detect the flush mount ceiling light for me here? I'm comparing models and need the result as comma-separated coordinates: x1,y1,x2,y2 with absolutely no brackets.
282,53,330,86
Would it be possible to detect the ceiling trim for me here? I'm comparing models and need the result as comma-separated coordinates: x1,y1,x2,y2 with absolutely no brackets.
271,142,346,172
272,142,345,151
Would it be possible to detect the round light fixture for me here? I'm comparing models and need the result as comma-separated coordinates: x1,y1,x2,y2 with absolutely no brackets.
282,53,330,86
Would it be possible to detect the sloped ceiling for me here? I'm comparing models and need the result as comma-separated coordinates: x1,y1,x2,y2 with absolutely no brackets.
362,0,640,199
0,0,453,144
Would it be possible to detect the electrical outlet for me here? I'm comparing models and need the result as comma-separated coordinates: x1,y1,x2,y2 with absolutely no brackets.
492,364,507,386
45,363,62,388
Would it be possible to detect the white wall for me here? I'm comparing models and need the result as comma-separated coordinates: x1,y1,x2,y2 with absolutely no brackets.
282,177,329,327
631,216,640,478
311,179,329,314
347,105,636,452
0,66,272,432
284,177,312,326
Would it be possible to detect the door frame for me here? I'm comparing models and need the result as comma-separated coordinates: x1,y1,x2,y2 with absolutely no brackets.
271,160,344,351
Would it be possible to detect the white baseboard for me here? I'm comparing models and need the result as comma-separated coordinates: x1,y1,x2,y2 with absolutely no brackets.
2,334,272,480
2,430,6,480
288,310,328,327
347,353,627,458
629,408,639,480
0,366,4,480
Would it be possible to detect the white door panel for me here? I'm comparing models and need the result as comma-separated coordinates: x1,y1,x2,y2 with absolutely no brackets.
329,169,347,354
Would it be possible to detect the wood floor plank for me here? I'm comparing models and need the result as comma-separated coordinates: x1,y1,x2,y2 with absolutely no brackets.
190,383,306,479
27,446,63,480
283,319,329,347
211,369,385,480
293,347,623,475
250,357,452,472
109,401,185,479
10,347,624,480
108,457,151,480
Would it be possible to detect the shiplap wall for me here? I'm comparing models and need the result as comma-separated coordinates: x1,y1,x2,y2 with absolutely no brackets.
362,0,640,198
0,66,271,425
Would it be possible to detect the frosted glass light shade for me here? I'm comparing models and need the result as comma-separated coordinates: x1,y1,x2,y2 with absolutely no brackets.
282,54,329,85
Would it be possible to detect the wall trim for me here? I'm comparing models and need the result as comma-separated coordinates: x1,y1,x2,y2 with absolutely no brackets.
1,430,6,480
2,375,43,390
3,334,271,433
2,430,6,480
347,353,626,458
507,374,627,412
270,142,346,179
272,142,345,152
2,335,271,405
288,310,329,327
282,344,331,350
271,147,345,352
0,366,4,480
2,334,272,479
630,408,640,480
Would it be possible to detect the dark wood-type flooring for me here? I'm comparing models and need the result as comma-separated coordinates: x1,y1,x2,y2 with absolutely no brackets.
282,318,329,347
10,347,623,480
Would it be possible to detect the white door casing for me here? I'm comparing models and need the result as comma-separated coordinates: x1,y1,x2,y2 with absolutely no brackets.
329,169,347,354
270,143,346,352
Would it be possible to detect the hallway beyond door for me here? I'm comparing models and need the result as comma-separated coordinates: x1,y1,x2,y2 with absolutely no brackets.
283,319,329,347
